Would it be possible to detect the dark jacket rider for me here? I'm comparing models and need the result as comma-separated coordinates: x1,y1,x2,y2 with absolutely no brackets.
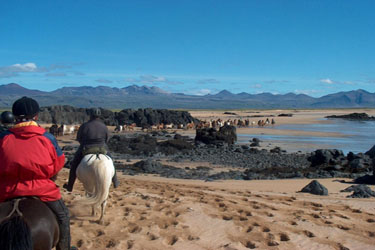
63,108,119,192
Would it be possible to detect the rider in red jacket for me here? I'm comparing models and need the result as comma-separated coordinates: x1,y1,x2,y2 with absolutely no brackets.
0,96,74,250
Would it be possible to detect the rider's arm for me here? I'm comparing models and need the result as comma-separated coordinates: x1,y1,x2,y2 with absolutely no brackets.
76,124,84,144
43,132,65,176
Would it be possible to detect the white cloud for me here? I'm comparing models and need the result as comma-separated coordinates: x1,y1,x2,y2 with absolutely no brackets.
11,63,38,72
320,78,355,85
320,78,334,84
0,62,84,78
0,62,48,78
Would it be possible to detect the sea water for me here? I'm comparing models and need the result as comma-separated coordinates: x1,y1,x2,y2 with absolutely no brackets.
237,119,375,154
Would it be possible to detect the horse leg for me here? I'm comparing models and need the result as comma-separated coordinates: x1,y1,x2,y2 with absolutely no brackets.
98,200,107,224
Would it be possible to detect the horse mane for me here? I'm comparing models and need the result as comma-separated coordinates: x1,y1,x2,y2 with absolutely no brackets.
0,216,33,250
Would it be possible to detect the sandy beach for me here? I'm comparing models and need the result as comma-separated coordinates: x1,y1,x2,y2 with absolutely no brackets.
55,109,375,250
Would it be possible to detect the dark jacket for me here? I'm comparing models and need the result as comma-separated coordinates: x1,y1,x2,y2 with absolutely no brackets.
77,118,109,147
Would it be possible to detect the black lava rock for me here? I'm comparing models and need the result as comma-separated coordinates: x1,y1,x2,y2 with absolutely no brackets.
341,184,375,198
300,180,328,195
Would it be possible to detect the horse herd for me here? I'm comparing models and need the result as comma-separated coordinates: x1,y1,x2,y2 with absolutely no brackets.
47,124,80,137
114,118,276,133
196,118,276,129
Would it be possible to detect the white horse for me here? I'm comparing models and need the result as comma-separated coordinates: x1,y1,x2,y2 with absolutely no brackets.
76,154,115,223
114,124,123,133
61,124,76,135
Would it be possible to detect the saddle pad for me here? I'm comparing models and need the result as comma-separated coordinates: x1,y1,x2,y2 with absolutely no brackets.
82,146,107,156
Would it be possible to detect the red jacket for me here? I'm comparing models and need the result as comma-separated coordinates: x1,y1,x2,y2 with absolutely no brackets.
0,121,65,202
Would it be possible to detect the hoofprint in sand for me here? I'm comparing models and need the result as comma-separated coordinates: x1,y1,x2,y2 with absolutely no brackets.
54,109,375,250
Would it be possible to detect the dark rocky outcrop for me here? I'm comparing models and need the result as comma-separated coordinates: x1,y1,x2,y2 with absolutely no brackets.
116,159,244,181
325,113,375,120
353,174,375,185
307,149,373,178
365,145,375,158
38,105,117,125
38,105,198,127
300,180,328,195
108,134,158,156
108,133,194,156
341,184,375,198
308,149,345,166
223,112,237,115
250,138,260,147
114,108,199,127
106,132,375,182
195,125,237,145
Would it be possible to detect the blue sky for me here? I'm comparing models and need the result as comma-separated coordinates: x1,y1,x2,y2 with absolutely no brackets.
0,0,374,97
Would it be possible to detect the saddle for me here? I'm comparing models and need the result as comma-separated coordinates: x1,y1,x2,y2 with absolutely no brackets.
82,146,107,156
82,146,111,162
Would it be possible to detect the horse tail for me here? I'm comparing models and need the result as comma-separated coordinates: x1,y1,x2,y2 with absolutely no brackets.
0,216,33,250
81,155,114,207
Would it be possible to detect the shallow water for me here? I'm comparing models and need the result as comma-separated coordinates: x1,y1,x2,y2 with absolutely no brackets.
238,119,375,154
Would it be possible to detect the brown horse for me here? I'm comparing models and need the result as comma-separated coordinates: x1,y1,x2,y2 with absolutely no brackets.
0,197,59,250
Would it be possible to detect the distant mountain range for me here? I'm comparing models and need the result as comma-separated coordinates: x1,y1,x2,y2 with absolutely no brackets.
1,83,375,109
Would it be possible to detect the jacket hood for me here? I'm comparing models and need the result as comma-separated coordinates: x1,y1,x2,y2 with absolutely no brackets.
9,122,46,139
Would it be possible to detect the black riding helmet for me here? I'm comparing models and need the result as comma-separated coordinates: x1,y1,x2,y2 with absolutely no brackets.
1,111,15,124
89,108,101,118
12,96,40,118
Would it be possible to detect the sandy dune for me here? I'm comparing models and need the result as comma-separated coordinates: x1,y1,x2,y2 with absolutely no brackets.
55,109,375,250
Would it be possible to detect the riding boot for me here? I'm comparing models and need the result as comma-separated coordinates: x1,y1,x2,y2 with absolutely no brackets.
45,199,71,250
64,147,83,192
105,151,119,188
64,171,76,192
64,162,78,192
112,171,119,188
